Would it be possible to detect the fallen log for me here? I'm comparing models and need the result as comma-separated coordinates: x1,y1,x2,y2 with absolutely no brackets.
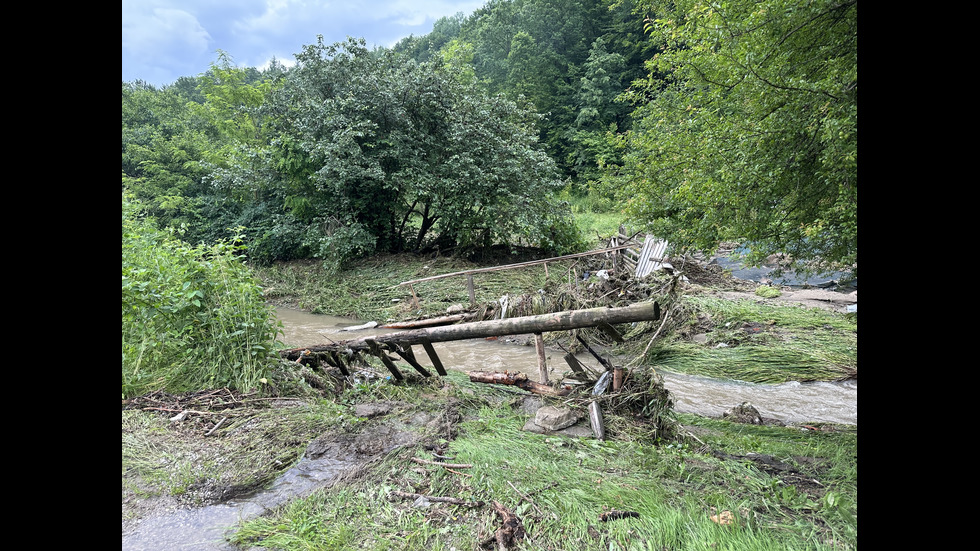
468,371,571,396
280,301,660,360
381,313,476,329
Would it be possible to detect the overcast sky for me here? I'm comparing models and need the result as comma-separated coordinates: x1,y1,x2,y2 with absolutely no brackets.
122,0,488,87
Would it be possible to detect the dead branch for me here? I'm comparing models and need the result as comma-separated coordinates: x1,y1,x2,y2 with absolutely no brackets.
467,371,571,397
389,490,484,508
486,501,526,551
411,457,473,469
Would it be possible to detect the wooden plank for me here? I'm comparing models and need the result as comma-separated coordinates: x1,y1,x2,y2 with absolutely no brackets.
393,345,432,377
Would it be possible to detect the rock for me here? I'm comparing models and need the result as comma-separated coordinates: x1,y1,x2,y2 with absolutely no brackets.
446,303,467,315
534,405,579,431
723,402,763,425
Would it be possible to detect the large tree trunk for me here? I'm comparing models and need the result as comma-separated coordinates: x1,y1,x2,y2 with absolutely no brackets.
280,301,660,358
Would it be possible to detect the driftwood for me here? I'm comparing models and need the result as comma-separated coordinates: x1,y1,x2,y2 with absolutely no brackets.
381,313,476,329
468,371,571,396
410,457,473,469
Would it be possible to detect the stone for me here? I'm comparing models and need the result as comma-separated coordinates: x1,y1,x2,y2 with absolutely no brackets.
534,405,579,431
723,402,763,425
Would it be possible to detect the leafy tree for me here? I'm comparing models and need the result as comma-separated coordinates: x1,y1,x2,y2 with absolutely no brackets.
609,0,857,277
226,38,582,270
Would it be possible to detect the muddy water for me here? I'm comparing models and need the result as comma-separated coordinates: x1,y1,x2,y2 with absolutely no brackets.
275,307,857,426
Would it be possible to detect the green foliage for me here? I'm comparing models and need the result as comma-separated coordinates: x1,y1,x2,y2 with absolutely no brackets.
242,37,582,264
121,195,282,397
610,0,857,278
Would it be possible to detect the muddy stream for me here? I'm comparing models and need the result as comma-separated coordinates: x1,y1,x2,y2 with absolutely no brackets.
122,307,856,551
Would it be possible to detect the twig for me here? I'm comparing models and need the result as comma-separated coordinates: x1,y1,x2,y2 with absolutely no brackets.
411,457,473,469
205,416,227,437
624,307,672,369
446,467,473,478
389,490,484,507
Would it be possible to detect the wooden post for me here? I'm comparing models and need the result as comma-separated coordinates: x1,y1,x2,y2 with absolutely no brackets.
466,273,476,306
612,366,623,392
409,284,420,309
420,340,448,376
534,332,548,384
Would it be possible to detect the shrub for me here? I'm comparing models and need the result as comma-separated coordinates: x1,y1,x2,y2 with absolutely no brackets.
122,195,282,397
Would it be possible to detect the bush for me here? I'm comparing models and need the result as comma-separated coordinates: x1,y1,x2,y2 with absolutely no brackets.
122,196,282,397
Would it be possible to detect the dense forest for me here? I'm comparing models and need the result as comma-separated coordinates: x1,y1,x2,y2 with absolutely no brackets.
122,0,856,277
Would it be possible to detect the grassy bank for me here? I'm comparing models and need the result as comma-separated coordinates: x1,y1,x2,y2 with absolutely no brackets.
226,372,856,550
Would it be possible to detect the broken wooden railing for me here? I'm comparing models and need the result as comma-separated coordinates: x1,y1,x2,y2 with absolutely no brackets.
398,244,639,308
279,301,661,384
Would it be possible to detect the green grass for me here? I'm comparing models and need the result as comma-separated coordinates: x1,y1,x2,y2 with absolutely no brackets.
230,388,857,551
629,296,857,383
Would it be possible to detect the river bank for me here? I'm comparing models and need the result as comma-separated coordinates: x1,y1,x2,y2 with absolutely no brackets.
123,251,857,550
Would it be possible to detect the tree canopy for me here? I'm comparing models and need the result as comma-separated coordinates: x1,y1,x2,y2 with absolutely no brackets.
214,38,582,268
608,0,857,277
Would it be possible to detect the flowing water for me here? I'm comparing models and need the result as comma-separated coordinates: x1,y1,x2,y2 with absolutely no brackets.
123,306,856,550
275,307,857,426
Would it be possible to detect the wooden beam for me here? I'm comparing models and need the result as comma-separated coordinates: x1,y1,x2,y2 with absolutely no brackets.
366,338,403,381
393,345,432,377
420,340,448,376
534,332,548,384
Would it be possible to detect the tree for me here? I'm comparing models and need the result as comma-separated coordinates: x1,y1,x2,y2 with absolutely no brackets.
609,0,857,277
234,38,582,269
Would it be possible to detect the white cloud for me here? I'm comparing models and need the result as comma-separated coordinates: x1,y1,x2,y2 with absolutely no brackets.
122,6,212,62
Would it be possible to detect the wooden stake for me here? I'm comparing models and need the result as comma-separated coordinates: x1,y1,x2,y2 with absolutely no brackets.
466,273,476,306
534,332,548,384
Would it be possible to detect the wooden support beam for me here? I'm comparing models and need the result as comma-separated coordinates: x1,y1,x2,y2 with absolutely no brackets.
329,350,350,377
596,321,625,343
420,340,448,376
366,339,403,381
393,345,432,377
534,332,548,384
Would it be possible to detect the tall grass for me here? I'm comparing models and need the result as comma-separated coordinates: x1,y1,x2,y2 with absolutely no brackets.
122,196,282,397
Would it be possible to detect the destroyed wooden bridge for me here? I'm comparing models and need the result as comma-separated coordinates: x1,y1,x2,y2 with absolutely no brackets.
280,301,661,391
